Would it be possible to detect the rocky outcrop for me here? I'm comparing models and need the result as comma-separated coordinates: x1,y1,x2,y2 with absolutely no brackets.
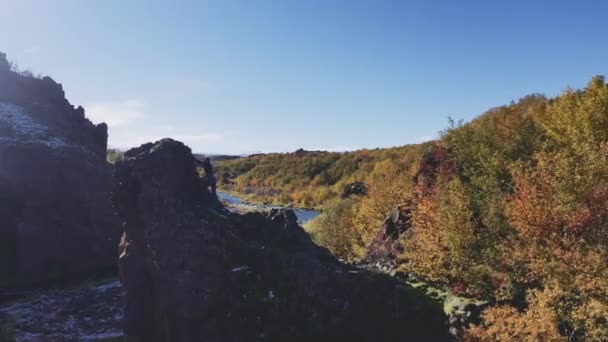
342,181,368,198
115,138,450,342
364,202,412,266
414,145,458,194
0,57,108,156
365,145,460,267
0,53,121,288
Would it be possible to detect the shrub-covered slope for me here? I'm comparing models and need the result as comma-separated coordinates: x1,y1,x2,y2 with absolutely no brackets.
222,76,608,340
216,144,430,209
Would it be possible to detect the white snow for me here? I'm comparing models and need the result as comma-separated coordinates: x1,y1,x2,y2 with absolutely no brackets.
0,102,68,148
82,331,125,341
94,280,121,292
231,266,250,272
0,279,124,341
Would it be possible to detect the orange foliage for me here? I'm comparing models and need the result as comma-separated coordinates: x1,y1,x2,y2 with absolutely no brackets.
464,289,563,341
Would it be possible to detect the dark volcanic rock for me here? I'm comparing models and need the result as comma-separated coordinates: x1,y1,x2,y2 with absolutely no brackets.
0,54,121,289
342,181,368,198
0,54,108,157
414,145,458,194
115,138,450,342
364,202,412,266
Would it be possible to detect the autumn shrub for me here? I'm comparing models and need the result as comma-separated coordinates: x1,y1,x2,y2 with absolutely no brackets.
306,154,425,260
484,157,608,340
464,288,563,341
351,160,416,254
306,198,360,260
220,76,608,340
463,78,608,339
404,176,489,295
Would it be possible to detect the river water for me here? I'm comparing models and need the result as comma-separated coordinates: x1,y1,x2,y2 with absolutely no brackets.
218,192,320,225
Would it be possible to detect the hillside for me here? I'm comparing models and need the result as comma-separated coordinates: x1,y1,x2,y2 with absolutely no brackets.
218,76,608,340
216,143,432,209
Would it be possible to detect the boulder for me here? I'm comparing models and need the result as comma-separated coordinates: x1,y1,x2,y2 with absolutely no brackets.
0,55,121,289
115,138,450,341
342,181,368,198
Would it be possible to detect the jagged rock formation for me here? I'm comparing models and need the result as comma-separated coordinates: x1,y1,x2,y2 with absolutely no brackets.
115,138,450,342
0,52,121,288
0,54,108,156
364,202,412,266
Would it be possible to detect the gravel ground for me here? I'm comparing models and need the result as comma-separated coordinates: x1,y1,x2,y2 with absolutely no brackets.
0,279,123,341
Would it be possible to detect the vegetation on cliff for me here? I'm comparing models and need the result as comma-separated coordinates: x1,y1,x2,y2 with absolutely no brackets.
219,76,608,340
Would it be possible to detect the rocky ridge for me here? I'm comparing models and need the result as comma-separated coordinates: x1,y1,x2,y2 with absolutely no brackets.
0,52,121,289
114,138,451,341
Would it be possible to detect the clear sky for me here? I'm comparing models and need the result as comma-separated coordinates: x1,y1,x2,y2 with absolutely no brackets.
1,1,607,154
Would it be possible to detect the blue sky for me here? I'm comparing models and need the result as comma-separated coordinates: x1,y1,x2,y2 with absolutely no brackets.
1,1,607,154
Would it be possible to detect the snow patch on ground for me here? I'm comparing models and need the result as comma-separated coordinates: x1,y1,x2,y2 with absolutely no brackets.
0,102,68,149
95,280,121,292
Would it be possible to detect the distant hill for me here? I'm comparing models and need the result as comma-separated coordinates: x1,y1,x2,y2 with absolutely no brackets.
194,153,243,162
215,143,431,208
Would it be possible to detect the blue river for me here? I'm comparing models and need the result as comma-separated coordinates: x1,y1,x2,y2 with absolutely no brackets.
217,192,320,225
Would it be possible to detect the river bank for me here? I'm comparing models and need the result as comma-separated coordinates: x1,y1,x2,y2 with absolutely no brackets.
218,191,320,225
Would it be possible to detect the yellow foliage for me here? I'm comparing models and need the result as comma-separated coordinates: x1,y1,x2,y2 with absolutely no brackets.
352,160,415,256
405,177,482,292
306,199,361,260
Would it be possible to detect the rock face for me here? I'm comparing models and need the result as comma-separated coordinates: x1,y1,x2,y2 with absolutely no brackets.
0,53,121,288
365,145,460,267
115,138,450,342
414,145,458,194
364,202,412,266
